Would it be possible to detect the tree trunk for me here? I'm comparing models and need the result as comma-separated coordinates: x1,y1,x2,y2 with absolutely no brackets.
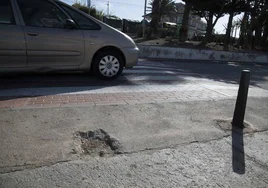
254,26,262,48
255,0,267,48
224,12,234,51
203,12,214,45
150,0,160,38
261,24,268,47
239,12,248,48
250,0,259,49
179,1,192,42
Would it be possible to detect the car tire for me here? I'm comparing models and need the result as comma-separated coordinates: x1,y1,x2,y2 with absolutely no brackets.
92,50,124,80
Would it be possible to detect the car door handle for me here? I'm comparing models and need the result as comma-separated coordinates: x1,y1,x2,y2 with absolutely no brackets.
27,32,39,36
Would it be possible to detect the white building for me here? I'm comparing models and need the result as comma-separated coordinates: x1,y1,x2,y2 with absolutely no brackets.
163,3,207,39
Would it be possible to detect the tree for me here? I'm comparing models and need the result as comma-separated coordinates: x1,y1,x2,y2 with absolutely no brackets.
252,0,268,48
260,1,268,48
238,11,249,47
72,2,90,14
192,0,227,45
238,0,268,50
149,0,177,38
223,0,250,50
179,0,193,41
262,23,268,48
224,0,237,50
159,0,177,19
150,0,160,38
72,2,105,21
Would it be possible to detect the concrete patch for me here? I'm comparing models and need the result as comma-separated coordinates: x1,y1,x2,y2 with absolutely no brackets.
215,119,256,134
0,98,267,174
74,129,123,157
1,134,268,188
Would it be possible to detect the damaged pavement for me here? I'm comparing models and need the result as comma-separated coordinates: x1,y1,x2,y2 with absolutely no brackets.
0,98,268,187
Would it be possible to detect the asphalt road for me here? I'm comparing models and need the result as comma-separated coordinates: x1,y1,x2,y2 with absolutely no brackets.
0,60,268,91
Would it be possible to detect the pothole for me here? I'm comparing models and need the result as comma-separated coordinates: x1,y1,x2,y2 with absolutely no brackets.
74,129,123,157
214,119,256,134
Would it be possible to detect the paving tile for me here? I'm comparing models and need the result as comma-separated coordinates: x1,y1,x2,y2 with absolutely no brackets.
125,99,140,104
95,101,127,106
0,85,250,109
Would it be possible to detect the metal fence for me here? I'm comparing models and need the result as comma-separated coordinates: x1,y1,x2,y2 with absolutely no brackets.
103,16,141,34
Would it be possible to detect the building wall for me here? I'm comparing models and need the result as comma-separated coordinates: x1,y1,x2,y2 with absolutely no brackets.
163,3,207,39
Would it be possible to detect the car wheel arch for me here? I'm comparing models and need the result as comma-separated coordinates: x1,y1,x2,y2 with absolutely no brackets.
91,46,126,70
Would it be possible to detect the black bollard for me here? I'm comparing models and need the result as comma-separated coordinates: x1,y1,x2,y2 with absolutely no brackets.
232,70,250,128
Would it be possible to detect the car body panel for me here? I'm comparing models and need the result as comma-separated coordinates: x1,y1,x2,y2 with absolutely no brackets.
0,24,27,68
0,0,139,73
121,47,140,68
0,0,26,68
24,26,85,67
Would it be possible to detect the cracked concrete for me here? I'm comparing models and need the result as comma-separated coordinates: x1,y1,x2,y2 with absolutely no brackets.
0,97,268,187
1,131,268,188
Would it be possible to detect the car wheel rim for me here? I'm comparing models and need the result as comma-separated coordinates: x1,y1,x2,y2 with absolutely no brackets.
99,55,120,77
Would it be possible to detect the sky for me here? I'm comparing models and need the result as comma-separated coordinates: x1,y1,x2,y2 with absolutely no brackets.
63,0,242,36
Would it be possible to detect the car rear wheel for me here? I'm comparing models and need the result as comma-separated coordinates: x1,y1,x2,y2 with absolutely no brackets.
92,51,124,80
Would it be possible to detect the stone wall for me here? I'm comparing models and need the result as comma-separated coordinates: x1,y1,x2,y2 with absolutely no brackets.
138,45,268,63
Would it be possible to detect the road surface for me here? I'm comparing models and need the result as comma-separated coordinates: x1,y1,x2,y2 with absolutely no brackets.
0,60,268,108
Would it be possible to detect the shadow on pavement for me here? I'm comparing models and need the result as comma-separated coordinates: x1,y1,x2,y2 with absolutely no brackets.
232,124,245,174
0,72,133,88
0,72,139,101
142,61,268,88
0,60,267,101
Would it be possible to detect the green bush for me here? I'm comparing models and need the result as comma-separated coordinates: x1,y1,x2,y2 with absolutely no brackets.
72,3,104,21
72,3,89,14
211,34,236,44
159,28,176,38
136,26,150,38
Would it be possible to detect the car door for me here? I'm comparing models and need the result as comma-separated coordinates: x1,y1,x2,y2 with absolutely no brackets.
0,0,26,68
16,0,85,68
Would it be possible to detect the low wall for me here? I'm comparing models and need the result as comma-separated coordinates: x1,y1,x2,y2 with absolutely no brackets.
138,45,268,63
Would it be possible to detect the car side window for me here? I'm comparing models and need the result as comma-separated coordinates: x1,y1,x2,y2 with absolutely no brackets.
17,0,68,29
0,0,15,25
59,4,101,30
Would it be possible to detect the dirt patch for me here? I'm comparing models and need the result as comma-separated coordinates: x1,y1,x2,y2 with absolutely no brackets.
74,129,123,157
214,119,256,134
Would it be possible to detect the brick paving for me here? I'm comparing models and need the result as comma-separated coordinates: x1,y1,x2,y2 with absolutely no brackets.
0,89,225,109
1,83,268,109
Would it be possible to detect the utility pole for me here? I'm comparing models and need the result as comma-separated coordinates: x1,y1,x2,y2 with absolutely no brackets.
107,1,110,16
87,0,91,14
87,0,91,7
143,0,147,38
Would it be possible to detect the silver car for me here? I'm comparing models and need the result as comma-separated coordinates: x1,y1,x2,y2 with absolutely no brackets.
0,0,139,80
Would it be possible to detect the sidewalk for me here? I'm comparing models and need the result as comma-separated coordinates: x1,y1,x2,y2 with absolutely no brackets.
1,132,268,188
1,118,267,187
0,96,268,187
1,83,268,109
